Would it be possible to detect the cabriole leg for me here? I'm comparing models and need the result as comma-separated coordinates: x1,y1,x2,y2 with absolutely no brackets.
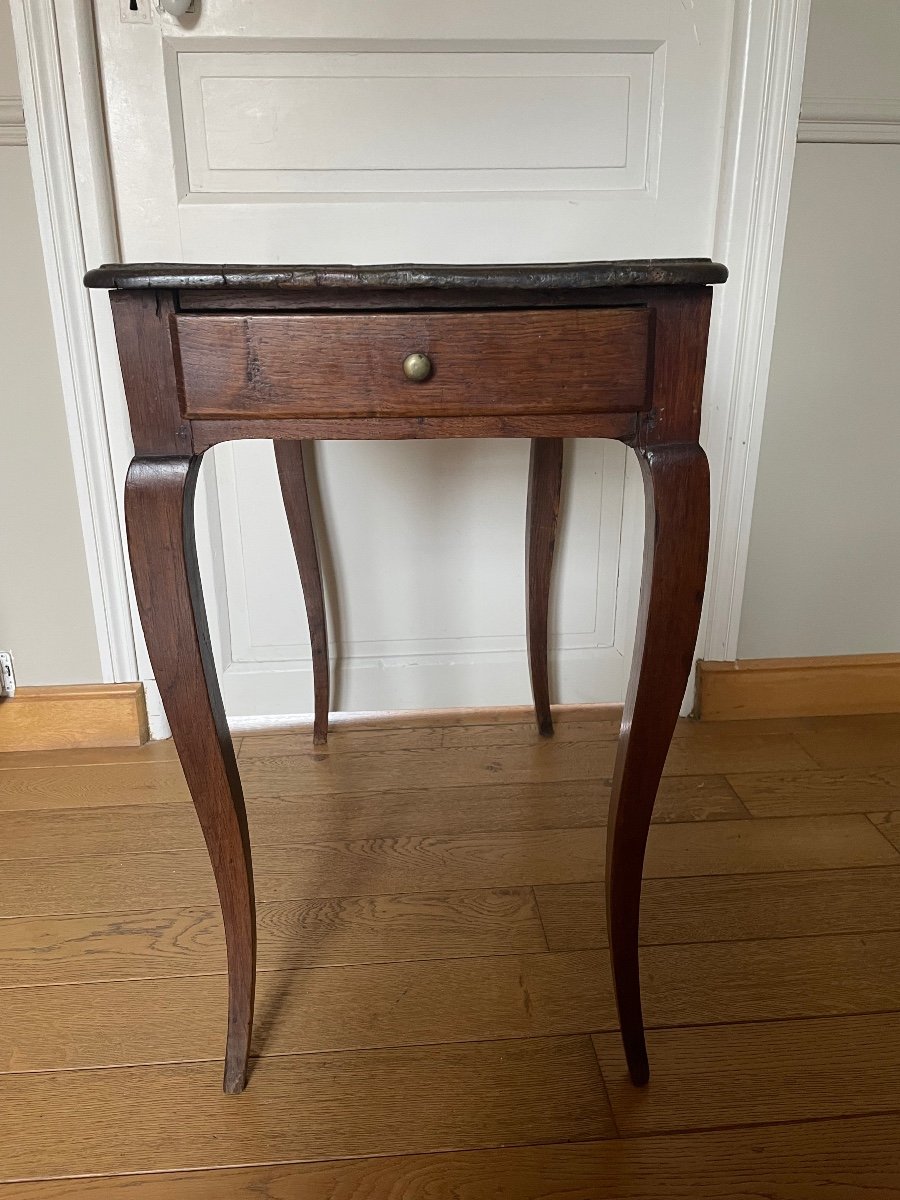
274,440,330,745
606,442,709,1085
125,455,256,1094
526,438,564,737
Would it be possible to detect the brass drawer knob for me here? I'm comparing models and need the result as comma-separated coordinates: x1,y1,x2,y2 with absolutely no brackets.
402,351,432,382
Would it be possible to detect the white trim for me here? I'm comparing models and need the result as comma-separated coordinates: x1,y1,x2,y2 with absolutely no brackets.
700,0,810,664
8,0,139,686
799,97,900,144
220,646,626,724
0,95,26,145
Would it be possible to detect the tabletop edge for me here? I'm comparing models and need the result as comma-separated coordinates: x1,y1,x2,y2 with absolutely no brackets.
84,259,729,291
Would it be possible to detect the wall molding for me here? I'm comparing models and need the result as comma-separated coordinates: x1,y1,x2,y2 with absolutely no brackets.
0,683,148,752
697,654,900,722
700,0,811,666
0,95,26,145
799,97,900,144
9,2,145,701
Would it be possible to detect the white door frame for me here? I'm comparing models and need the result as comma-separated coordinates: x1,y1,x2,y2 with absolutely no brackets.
11,0,810,728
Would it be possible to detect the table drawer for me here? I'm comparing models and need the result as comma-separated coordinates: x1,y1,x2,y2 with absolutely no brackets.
172,307,651,421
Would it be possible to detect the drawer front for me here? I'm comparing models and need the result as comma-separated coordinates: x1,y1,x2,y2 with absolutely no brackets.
172,307,651,421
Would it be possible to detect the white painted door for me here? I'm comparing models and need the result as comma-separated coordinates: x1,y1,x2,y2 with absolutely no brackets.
92,0,734,722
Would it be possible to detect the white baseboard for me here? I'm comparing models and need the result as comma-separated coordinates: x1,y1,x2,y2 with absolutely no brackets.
217,646,627,723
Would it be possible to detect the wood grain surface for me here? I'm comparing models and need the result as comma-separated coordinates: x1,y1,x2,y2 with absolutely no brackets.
124,456,256,1092
4,1118,900,1198
536,864,900,948
0,775,747,861
595,1012,900,1134
0,684,148,752
729,765,900,816
173,308,650,419
3,709,900,1192
0,887,547,988
697,653,900,720
0,1036,612,1178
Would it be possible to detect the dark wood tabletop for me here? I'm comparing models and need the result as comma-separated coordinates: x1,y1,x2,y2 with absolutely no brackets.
85,259,728,292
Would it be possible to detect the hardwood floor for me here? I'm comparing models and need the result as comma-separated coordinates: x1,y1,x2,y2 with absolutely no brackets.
2,709,900,1196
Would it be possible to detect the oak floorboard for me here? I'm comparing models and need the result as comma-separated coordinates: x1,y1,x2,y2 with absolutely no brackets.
17,859,900,990
239,726,444,757
439,718,622,748
9,930,900,1073
786,714,900,769
729,766,900,817
595,1012,900,1134
0,887,546,987
536,865,900,949
0,741,179,771
0,950,614,1071
661,724,818,776
238,728,815,799
5,710,900,1192
0,776,746,861
643,814,897,877
867,811,900,851
4,816,894,918
0,727,806,819
243,714,813,759
6,1116,900,1198
0,829,604,917
239,743,620,797
637,930,900,1026
0,761,190,814
0,1036,613,1180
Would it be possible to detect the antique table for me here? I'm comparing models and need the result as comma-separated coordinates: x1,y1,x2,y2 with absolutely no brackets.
86,259,727,1094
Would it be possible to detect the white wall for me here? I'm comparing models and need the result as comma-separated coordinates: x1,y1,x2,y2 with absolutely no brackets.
0,0,101,684
738,0,900,659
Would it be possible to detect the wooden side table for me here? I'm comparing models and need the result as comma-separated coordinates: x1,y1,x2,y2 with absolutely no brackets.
86,259,727,1094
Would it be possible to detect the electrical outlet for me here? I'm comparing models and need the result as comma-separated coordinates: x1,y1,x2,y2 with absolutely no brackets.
120,0,153,24
0,652,15,699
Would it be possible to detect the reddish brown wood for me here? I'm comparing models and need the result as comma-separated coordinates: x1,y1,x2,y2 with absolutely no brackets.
171,309,651,420
191,413,639,451
606,444,710,1085
109,291,191,456
92,260,724,1093
274,441,330,745
124,456,255,1094
526,439,564,737
639,288,713,445
603,285,715,1086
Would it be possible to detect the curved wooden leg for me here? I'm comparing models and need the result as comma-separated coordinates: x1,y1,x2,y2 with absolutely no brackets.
274,440,330,745
526,438,564,737
606,442,709,1085
125,456,256,1094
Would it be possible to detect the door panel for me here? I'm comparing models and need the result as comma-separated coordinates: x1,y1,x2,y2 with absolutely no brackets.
93,1,734,719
